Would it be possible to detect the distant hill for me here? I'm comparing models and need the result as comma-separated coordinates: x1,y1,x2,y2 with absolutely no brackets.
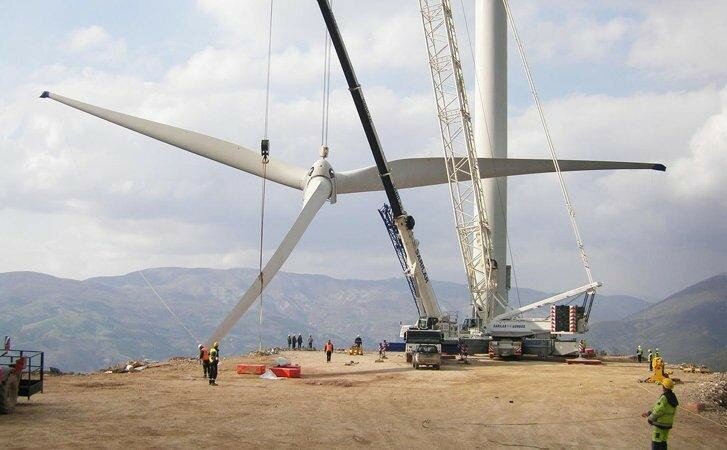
589,273,727,370
1,267,649,372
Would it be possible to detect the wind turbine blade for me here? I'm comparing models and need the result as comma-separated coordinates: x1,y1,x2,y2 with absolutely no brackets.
40,91,305,190
207,177,331,345
336,157,666,194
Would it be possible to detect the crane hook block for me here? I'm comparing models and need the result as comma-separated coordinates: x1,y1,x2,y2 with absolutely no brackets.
261,139,270,162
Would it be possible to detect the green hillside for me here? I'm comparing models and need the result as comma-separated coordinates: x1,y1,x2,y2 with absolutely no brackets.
589,273,727,370
1,267,653,372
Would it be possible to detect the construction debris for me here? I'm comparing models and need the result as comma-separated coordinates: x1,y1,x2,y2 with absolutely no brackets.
248,347,283,358
689,373,727,410
102,359,163,374
679,363,712,374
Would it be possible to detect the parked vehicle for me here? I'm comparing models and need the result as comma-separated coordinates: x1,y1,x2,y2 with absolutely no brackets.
412,344,441,370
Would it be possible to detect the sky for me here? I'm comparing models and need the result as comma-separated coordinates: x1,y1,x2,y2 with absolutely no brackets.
1,0,726,301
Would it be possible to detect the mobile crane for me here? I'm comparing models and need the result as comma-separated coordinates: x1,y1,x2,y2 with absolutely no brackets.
416,0,663,358
320,0,662,361
317,0,454,359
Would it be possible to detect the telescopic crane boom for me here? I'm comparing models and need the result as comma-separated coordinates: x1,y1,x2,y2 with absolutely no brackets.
316,0,442,320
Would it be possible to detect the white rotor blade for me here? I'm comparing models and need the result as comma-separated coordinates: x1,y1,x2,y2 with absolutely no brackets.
40,91,306,190
336,157,666,194
207,177,331,346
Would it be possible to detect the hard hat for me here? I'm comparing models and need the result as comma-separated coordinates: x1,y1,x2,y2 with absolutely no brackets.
648,348,652,352
213,341,219,348
662,378,674,390
198,344,203,349
655,348,659,351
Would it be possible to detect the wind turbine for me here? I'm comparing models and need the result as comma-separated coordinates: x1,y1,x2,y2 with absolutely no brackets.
39,5,664,346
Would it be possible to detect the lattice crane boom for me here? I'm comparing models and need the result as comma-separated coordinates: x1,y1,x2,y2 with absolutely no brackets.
419,0,499,322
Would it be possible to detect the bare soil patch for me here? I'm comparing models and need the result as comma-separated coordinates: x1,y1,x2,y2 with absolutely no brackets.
1,350,725,449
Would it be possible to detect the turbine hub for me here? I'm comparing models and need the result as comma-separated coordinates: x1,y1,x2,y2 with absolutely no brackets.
304,157,337,204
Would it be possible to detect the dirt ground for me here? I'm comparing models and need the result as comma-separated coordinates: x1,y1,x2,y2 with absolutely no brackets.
2,350,726,449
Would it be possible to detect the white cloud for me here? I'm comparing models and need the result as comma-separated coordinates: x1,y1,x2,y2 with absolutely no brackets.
66,26,109,52
668,89,727,204
526,15,632,62
628,1,727,81
507,86,726,296
62,25,127,63
194,0,427,76
2,1,726,302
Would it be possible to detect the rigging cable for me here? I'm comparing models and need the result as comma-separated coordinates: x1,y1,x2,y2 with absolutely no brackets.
502,0,594,284
138,269,200,346
257,0,274,352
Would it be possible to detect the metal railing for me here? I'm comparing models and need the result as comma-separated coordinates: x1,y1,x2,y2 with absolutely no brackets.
1,349,44,399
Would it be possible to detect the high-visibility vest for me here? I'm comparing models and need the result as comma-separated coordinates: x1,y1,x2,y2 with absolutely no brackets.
201,348,210,362
210,348,218,363
648,394,677,430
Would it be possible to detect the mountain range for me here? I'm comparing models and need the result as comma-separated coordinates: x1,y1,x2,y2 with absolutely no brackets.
588,272,727,370
1,267,721,372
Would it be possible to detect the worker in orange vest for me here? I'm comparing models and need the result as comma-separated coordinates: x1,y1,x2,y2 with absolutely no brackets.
324,339,334,363
198,344,210,379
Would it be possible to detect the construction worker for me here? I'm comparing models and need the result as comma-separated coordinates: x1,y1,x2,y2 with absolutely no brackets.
297,333,303,350
208,342,219,386
655,348,661,358
324,339,334,363
459,342,469,364
642,378,678,449
355,335,362,349
637,345,643,364
287,333,292,349
198,344,210,379
648,349,654,371
308,335,313,351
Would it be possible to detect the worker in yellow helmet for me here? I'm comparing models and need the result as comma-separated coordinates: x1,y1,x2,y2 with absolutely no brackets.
642,377,678,449
208,342,220,386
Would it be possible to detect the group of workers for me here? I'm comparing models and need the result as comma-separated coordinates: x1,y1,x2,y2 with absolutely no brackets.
287,333,313,350
197,342,220,386
636,345,662,370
